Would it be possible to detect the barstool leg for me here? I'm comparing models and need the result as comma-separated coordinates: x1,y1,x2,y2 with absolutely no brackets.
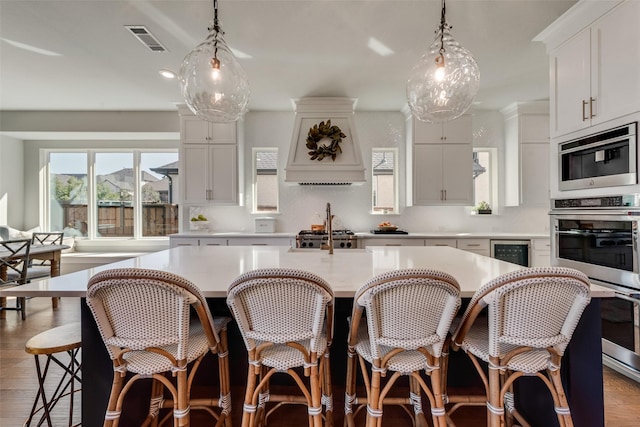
26,354,54,427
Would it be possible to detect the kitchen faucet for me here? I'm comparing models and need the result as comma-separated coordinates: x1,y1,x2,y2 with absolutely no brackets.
321,202,334,254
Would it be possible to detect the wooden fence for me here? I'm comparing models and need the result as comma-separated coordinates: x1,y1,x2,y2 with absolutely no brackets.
61,204,179,237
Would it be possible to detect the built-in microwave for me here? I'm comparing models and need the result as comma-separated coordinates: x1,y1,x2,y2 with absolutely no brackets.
558,122,637,191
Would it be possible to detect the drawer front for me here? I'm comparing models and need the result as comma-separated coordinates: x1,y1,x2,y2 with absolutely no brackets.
170,237,199,248
424,239,457,248
199,238,228,246
531,238,551,251
457,239,490,250
227,238,292,246
363,238,424,246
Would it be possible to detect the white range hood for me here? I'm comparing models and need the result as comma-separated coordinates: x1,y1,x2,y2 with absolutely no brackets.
285,97,366,185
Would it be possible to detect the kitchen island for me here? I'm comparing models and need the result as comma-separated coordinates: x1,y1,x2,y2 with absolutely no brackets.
1,245,612,426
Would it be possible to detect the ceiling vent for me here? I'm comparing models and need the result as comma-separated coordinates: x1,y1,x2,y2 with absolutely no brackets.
125,25,168,52
285,98,366,185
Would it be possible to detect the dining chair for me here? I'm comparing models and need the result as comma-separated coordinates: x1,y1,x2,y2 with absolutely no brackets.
86,268,232,427
448,267,591,427
0,238,31,320
344,269,461,427
226,268,334,427
26,232,65,280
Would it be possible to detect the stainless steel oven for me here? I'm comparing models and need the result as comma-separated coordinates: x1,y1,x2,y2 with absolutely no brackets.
559,122,637,191
551,194,640,381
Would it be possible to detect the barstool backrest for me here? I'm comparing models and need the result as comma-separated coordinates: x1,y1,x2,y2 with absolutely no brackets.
227,268,334,352
87,268,221,360
352,268,461,359
453,267,591,356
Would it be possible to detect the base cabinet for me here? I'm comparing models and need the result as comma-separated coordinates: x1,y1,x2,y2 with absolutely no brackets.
531,238,551,267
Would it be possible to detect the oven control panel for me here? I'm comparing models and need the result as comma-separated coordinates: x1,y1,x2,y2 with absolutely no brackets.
553,194,640,209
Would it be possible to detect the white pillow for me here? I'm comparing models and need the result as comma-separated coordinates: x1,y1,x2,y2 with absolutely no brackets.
7,226,42,240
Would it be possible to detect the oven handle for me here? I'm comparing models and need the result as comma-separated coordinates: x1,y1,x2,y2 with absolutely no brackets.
614,292,640,303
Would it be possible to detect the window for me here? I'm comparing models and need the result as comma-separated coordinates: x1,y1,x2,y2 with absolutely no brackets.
372,148,398,214
473,148,497,211
253,148,279,213
46,150,179,238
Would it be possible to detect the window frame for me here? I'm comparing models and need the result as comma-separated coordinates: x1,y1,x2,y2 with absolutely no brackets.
252,147,279,214
472,147,498,214
43,148,179,239
371,147,399,215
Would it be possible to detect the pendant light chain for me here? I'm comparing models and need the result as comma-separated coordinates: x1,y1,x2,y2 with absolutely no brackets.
439,0,446,56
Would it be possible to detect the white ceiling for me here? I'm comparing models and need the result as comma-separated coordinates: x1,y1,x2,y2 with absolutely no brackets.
0,0,576,113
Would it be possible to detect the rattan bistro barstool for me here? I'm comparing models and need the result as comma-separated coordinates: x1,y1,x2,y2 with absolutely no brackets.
86,268,232,427
227,268,335,427
448,267,591,427
24,322,82,427
344,269,461,427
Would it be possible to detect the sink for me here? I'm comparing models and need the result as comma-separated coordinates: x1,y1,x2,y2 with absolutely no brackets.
288,247,368,253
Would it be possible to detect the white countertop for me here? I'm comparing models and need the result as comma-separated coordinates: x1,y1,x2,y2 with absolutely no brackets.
1,246,611,299
170,231,550,239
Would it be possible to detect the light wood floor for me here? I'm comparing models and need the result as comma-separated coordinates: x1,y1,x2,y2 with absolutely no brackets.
2,297,640,426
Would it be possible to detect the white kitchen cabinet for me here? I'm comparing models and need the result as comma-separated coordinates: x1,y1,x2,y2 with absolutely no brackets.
546,0,640,137
362,238,424,247
424,239,457,248
413,144,473,205
456,239,490,257
502,102,550,207
182,144,237,204
178,105,240,208
407,114,473,206
412,114,472,144
227,237,293,246
531,238,551,267
180,115,237,145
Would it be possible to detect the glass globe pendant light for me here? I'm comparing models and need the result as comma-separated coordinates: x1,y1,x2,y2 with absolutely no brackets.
406,0,480,123
180,0,250,122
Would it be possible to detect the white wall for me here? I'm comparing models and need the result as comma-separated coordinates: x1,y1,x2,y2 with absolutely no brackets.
10,109,550,236
0,135,25,228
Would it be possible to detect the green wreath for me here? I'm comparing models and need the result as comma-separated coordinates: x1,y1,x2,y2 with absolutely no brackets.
306,120,347,161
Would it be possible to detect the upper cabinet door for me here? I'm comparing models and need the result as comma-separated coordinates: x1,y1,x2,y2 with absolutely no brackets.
412,115,472,144
591,0,640,128
181,116,211,144
550,29,591,137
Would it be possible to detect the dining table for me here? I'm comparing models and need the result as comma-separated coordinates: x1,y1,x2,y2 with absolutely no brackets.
0,242,70,317
0,245,614,426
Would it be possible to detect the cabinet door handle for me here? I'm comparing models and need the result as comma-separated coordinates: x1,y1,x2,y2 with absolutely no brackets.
582,99,588,121
206,189,212,200
440,189,444,200
443,189,447,200
590,97,596,118
466,244,481,247
384,244,402,246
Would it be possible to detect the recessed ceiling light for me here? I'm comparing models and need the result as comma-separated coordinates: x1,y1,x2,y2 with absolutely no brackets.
159,69,176,79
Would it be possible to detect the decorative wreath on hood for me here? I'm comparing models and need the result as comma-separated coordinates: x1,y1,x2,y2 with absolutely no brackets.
306,120,347,161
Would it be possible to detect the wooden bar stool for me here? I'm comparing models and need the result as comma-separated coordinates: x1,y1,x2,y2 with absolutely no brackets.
24,322,82,427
